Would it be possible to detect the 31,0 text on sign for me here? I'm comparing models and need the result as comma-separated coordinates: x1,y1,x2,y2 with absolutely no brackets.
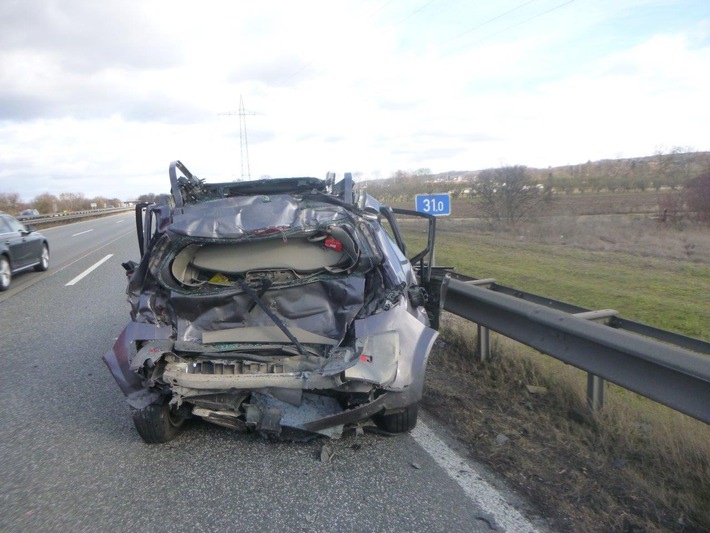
415,193,451,216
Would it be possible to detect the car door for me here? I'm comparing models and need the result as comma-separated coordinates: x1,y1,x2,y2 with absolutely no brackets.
0,215,37,269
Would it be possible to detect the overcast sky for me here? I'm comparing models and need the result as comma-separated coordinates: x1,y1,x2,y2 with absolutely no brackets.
1,0,708,201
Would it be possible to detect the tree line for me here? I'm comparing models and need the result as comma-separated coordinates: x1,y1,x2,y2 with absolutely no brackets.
364,148,710,201
0,191,124,216
3,149,708,224
362,152,710,227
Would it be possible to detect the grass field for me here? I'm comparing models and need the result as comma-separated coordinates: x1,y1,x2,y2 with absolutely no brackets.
402,216,710,340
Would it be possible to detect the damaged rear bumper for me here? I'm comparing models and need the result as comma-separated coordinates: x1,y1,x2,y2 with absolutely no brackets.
103,304,437,436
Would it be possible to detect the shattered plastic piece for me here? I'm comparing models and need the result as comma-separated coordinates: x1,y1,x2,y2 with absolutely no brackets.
320,444,335,464
495,433,510,446
208,272,230,285
525,385,548,396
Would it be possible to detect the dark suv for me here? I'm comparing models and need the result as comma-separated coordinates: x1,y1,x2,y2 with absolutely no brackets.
104,161,447,443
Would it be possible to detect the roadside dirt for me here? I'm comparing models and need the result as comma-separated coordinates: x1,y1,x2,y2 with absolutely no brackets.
421,319,702,533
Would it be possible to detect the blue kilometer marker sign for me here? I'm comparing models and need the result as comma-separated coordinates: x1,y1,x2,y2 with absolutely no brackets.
415,193,451,216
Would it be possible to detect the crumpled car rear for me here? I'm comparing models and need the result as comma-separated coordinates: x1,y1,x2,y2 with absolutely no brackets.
104,161,445,443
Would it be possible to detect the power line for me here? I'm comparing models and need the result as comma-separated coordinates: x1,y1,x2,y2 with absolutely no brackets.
389,0,438,28
452,0,540,40
366,0,396,20
448,0,577,54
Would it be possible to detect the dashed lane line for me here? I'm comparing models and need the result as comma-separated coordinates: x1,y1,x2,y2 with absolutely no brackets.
65,254,114,286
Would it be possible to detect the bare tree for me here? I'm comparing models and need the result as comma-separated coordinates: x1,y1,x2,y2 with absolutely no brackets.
657,191,684,223
654,146,696,190
32,193,58,214
685,166,710,222
475,165,550,227
58,192,88,211
0,192,21,214
136,193,158,204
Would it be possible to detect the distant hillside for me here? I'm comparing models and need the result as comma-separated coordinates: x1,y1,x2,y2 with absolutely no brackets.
360,150,710,199
527,151,710,192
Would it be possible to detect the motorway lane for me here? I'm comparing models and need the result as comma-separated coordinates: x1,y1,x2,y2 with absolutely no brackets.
0,212,135,303
0,221,545,533
39,212,137,271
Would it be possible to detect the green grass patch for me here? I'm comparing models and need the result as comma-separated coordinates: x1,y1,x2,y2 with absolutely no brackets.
405,227,710,340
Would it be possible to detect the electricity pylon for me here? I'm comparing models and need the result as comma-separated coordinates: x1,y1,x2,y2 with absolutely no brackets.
219,96,261,180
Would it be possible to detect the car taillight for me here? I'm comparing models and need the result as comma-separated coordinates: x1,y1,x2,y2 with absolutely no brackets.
324,236,343,252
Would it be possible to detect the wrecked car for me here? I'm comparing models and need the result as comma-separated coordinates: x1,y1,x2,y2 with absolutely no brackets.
104,161,448,443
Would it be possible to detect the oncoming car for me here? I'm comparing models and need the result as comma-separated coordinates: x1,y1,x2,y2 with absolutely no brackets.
19,209,41,218
103,161,448,443
0,212,50,291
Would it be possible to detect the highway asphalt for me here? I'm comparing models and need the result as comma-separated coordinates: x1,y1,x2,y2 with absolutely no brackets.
0,213,548,533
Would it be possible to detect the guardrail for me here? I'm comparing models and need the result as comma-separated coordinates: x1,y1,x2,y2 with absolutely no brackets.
441,271,710,425
18,207,132,226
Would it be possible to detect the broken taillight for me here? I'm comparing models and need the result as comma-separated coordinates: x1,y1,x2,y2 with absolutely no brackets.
324,236,343,252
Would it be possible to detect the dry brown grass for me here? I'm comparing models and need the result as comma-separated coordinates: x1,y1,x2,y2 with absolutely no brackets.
435,215,710,263
423,316,710,532
395,189,710,263
519,216,710,263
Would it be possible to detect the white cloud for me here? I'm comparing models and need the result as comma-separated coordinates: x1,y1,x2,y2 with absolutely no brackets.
0,0,708,201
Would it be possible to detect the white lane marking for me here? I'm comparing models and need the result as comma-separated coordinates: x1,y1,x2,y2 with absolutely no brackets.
72,229,94,237
115,220,124,223
65,254,113,286
53,230,131,275
412,421,540,533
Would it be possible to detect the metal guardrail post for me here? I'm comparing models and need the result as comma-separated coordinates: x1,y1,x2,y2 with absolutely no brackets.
465,279,497,362
573,309,617,413
477,325,491,362
587,374,606,412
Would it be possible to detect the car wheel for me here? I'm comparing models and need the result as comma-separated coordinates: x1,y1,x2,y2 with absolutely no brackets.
373,404,419,433
130,398,189,444
0,256,11,291
35,244,49,272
